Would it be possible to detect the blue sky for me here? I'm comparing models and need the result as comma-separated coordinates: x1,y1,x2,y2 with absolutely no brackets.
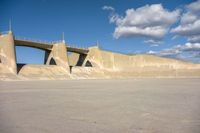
0,0,200,64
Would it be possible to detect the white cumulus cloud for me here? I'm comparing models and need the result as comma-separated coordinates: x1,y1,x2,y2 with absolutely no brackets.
103,4,180,43
149,42,200,63
102,6,115,11
144,39,163,47
187,0,200,12
171,0,200,43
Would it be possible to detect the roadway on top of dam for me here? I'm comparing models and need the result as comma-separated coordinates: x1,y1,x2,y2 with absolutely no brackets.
14,38,89,54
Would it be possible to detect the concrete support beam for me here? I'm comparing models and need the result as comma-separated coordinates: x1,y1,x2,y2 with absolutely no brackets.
0,32,17,74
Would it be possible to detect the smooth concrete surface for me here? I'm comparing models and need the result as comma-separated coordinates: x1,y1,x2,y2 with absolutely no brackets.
0,79,200,133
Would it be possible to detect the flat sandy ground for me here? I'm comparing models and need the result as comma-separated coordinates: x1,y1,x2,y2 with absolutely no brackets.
0,79,200,133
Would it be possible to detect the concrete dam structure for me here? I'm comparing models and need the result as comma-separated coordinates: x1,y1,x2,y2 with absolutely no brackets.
1,31,200,80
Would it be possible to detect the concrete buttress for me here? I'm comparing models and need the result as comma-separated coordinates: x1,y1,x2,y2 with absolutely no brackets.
0,32,17,74
46,42,70,73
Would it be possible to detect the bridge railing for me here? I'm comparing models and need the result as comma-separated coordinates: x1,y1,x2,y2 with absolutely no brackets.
0,31,10,35
14,36,65,45
67,45,88,50
15,36,52,44
14,36,88,50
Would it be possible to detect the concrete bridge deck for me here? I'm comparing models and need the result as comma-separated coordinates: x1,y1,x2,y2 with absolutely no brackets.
14,38,89,54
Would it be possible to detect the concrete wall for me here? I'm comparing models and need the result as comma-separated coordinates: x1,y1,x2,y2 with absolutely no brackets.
1,33,200,80
80,47,200,78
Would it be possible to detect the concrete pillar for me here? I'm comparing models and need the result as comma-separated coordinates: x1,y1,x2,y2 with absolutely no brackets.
46,42,70,72
0,32,17,74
